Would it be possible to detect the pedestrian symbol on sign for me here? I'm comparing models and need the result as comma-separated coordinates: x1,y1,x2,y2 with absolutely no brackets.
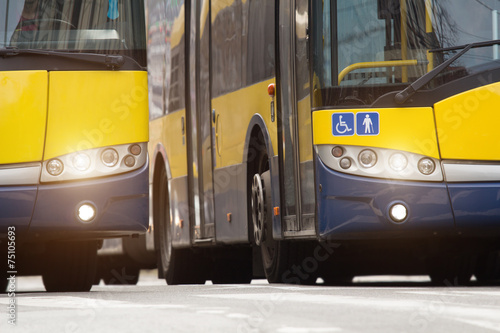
356,112,379,136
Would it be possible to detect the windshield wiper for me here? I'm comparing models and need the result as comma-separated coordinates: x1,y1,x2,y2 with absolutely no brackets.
0,47,124,69
394,39,500,104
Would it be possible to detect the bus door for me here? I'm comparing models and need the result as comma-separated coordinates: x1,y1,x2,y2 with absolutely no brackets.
186,0,215,241
277,0,315,237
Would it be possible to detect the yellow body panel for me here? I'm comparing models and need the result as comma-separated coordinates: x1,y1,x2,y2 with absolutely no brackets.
44,71,149,160
149,110,187,179
0,71,48,164
313,107,440,159
212,78,277,168
434,82,500,160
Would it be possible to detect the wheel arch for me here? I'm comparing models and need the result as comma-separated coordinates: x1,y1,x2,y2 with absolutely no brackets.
243,114,282,241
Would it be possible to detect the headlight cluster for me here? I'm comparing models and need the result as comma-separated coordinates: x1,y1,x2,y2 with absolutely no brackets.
41,143,147,182
317,144,443,181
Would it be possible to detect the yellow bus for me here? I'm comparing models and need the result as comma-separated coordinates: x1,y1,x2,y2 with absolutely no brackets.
0,0,149,292
147,0,500,285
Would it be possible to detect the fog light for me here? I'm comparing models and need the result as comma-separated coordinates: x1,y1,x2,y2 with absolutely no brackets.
73,153,91,171
77,203,96,223
102,148,119,167
340,157,351,169
389,203,408,223
358,149,377,168
47,159,64,176
418,158,435,175
389,153,408,172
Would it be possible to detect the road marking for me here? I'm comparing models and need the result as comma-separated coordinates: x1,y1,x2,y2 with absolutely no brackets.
0,296,186,309
277,327,342,333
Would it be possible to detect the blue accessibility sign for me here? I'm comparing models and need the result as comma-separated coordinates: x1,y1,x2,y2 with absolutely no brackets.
332,113,355,136
356,112,379,136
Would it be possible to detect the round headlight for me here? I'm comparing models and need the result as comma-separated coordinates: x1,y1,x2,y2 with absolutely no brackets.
129,144,142,156
331,146,344,158
124,155,136,167
77,203,97,223
389,153,408,172
73,153,91,171
47,159,64,176
101,148,119,167
418,158,435,175
340,157,352,169
358,150,377,168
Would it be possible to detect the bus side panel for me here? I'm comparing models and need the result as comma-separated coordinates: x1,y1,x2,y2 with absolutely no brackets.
149,111,190,247
45,71,149,159
0,70,48,164
212,80,276,243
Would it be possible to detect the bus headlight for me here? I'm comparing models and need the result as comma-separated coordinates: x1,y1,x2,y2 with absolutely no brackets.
316,144,443,181
41,142,147,182
73,153,91,171
389,153,408,172
418,158,435,175
358,150,377,168
101,148,119,167
47,159,64,176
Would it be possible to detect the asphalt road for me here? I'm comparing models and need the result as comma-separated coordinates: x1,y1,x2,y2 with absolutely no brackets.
1,271,500,333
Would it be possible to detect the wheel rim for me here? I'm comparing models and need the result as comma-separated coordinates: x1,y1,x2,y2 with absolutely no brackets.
251,173,265,246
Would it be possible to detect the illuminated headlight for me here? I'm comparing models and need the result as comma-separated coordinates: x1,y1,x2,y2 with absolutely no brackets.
358,149,377,168
316,145,443,182
47,159,64,176
101,148,119,167
418,158,435,175
389,153,408,172
76,202,97,223
73,153,91,171
41,142,148,182
389,203,408,223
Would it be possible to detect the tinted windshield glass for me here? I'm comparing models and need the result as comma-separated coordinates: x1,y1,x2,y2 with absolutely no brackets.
0,0,145,64
313,0,500,107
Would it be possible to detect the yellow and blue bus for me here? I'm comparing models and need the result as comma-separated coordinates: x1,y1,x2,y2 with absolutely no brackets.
0,0,149,292
147,0,500,285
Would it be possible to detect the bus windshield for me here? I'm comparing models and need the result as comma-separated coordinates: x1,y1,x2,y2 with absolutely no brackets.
0,0,146,65
313,0,500,107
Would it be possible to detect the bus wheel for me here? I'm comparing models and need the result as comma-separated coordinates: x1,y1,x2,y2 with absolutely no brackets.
157,168,205,285
42,241,98,292
428,255,475,286
211,247,253,284
253,171,289,283
99,256,140,285
475,250,500,284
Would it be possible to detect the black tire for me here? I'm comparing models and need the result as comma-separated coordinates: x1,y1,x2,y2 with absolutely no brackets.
475,251,500,284
256,171,293,283
42,240,98,292
211,247,253,284
100,257,140,285
157,167,205,285
428,254,475,286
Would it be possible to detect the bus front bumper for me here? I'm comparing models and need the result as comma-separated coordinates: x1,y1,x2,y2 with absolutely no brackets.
316,157,500,240
0,162,148,241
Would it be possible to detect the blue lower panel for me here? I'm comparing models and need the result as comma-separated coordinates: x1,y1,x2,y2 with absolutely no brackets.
0,187,37,235
449,183,500,235
316,158,455,240
29,163,148,237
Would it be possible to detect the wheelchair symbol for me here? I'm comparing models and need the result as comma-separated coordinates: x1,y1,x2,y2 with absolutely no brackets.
335,115,352,134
